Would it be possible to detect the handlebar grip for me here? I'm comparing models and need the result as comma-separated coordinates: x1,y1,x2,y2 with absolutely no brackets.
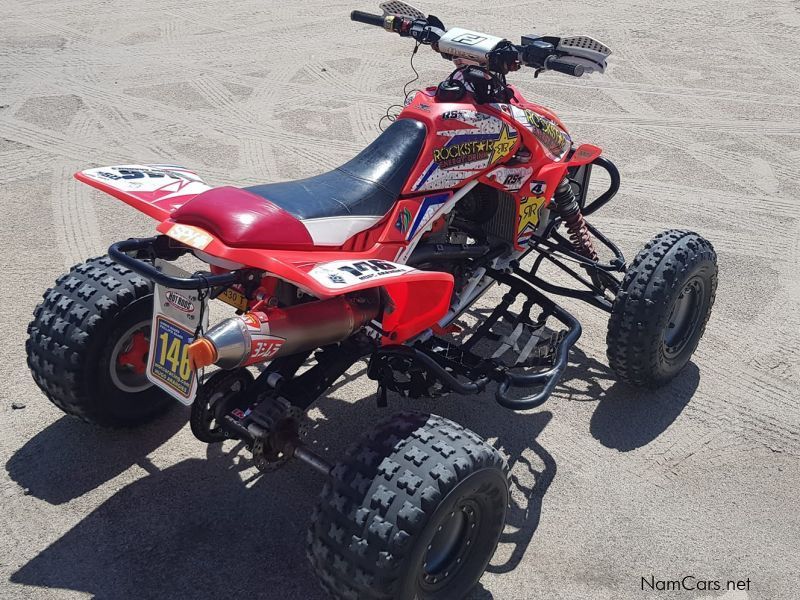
350,10,386,27
547,59,585,77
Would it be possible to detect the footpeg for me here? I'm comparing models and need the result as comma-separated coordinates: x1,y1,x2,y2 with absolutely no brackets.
490,322,566,367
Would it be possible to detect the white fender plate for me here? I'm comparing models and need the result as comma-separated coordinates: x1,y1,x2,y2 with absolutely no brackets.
146,262,208,405
308,259,413,290
76,164,211,220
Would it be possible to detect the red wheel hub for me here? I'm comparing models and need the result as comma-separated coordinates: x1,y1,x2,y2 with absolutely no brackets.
117,331,149,375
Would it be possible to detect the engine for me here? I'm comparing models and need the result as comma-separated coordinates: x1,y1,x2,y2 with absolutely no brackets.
409,184,517,294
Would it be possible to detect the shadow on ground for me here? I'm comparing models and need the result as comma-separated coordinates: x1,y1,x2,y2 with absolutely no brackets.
11,438,326,600
8,352,697,599
560,348,700,451
5,407,188,504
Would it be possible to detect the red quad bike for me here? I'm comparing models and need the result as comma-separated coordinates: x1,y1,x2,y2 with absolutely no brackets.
27,3,718,599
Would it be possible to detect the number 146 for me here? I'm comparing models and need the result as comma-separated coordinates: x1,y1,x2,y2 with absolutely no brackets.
158,333,192,380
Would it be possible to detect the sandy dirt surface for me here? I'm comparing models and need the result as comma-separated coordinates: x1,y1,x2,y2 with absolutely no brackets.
1,0,799,599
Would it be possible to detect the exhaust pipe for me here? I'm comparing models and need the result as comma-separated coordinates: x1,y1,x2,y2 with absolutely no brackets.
188,292,380,370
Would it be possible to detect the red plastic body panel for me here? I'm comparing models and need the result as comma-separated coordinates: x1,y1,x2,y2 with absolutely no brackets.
157,219,453,341
395,86,597,249
77,85,603,341
399,86,573,196
156,219,441,296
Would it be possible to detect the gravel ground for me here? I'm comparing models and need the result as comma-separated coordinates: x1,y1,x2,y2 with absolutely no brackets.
1,1,799,599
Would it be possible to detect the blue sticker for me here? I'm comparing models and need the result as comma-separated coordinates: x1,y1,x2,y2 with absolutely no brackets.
150,316,194,397
406,193,450,239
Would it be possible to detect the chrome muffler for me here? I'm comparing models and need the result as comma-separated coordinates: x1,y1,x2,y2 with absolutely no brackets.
187,292,379,370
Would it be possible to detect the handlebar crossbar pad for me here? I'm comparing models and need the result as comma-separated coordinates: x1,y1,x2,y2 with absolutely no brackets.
350,10,386,27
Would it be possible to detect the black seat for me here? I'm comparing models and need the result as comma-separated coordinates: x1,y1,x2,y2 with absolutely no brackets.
245,118,426,220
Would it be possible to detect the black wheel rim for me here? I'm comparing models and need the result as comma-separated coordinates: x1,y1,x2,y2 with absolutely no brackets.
420,500,480,589
663,277,705,357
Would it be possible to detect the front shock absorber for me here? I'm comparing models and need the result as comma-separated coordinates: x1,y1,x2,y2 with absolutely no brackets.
552,179,598,261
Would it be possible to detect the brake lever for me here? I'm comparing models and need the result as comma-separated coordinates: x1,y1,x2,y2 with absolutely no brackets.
426,14,445,29
409,21,444,44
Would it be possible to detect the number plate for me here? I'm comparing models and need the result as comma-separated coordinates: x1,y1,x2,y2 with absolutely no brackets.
217,286,248,311
146,263,208,405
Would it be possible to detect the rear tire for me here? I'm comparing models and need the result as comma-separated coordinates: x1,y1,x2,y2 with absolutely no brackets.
607,230,718,387
26,255,174,427
307,412,508,600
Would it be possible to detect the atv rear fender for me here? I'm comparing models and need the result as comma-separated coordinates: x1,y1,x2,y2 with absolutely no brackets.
109,236,453,344
75,165,212,220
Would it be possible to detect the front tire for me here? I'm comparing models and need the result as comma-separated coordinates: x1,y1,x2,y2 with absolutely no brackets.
307,412,509,600
26,255,174,426
607,230,718,387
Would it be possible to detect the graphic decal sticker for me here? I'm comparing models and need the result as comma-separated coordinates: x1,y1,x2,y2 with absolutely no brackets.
309,260,414,290
406,193,450,239
84,165,208,194
574,146,597,161
250,337,284,362
166,223,214,250
524,110,570,159
79,164,212,213
413,112,518,191
236,312,286,363
442,110,467,120
395,207,412,233
499,105,572,161
150,316,195,399
431,123,516,168
486,166,533,192
165,291,195,313
516,181,548,246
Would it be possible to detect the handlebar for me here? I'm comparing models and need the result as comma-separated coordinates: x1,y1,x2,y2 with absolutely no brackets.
350,9,443,43
350,9,605,78
350,10,385,28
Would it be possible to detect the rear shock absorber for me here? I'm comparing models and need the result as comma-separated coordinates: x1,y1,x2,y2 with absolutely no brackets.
552,179,598,261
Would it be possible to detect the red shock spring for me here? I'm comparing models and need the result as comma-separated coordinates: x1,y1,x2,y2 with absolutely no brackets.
552,179,598,261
